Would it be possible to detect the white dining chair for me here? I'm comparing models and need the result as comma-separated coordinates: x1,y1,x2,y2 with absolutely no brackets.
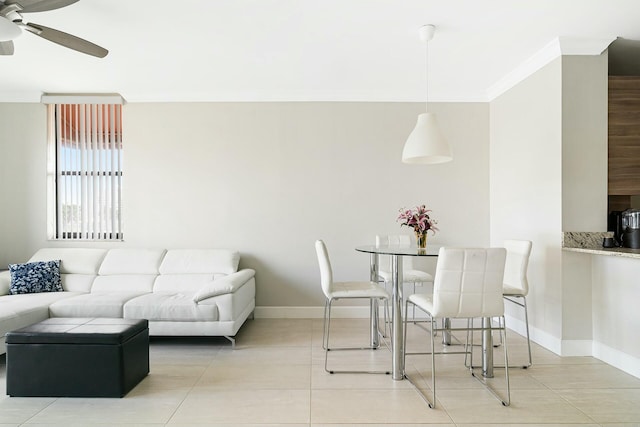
376,235,433,324
315,240,391,375
502,239,533,368
403,247,511,408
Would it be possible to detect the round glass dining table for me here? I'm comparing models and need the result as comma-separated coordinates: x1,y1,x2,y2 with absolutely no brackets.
356,244,497,381
355,245,440,380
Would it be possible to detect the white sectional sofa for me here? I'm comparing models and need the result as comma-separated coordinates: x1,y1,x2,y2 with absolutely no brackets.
0,248,256,353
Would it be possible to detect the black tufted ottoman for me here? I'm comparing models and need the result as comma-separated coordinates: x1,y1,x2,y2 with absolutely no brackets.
6,318,149,397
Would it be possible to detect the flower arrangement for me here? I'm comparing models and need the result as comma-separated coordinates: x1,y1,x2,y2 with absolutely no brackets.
397,205,438,235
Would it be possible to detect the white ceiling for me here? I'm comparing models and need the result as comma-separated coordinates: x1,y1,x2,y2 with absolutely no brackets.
1,0,640,103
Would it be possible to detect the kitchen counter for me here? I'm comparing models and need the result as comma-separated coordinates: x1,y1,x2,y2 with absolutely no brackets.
562,231,640,259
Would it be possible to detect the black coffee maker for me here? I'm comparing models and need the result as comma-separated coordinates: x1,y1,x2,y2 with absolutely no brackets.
608,211,623,246
621,209,640,249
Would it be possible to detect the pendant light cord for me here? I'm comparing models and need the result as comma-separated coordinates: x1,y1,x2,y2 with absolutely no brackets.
425,36,429,114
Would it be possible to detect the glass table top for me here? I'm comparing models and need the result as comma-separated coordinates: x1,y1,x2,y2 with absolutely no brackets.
355,245,441,257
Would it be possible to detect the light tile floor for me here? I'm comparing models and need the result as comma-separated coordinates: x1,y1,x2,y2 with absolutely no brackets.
0,318,638,426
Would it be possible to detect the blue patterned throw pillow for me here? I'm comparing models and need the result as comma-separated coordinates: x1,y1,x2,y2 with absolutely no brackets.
8,260,63,295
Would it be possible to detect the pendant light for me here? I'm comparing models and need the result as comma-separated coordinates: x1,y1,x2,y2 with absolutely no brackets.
402,25,452,164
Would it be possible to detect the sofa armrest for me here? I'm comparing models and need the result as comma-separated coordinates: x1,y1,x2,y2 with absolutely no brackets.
0,270,10,295
192,269,255,302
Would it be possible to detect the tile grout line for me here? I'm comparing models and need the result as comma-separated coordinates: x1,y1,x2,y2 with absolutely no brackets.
18,396,59,426
161,344,220,426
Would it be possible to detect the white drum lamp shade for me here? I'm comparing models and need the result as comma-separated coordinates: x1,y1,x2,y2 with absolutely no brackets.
401,25,452,165
402,113,452,164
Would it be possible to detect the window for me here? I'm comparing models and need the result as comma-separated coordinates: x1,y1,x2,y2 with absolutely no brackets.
44,95,124,240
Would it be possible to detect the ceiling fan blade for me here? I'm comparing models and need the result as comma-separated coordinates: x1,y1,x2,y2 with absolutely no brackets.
0,40,15,55
4,0,79,13
24,22,107,57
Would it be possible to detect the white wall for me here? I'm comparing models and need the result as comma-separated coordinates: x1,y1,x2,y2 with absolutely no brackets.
490,57,564,342
0,104,48,266
592,255,640,373
0,101,490,309
561,54,608,233
489,51,640,380
560,54,608,346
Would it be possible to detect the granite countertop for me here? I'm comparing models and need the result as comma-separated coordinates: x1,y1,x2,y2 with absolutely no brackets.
562,232,640,259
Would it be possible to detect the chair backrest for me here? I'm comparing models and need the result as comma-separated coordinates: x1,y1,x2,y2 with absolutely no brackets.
315,240,334,298
432,247,507,318
375,234,415,270
503,240,532,296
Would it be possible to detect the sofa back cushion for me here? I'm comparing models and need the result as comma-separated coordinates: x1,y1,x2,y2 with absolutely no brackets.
29,248,108,275
92,275,157,293
154,275,219,293
154,249,240,294
62,274,98,293
28,248,109,293
98,249,166,275
159,249,239,276
91,249,166,293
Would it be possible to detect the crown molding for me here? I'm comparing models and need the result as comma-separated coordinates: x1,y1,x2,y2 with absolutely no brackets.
486,36,616,101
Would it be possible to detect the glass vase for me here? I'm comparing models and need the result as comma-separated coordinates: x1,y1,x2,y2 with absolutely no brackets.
415,231,427,249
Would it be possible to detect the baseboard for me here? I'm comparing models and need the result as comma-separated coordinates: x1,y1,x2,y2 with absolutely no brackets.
504,314,562,355
561,340,593,357
254,305,435,320
254,306,372,319
593,341,640,379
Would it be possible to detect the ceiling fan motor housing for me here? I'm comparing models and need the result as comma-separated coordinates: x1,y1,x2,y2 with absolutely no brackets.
0,0,108,57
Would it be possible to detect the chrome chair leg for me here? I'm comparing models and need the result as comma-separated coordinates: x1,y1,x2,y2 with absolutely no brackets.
469,315,511,406
324,297,391,375
380,280,391,338
324,300,333,372
464,318,472,368
501,295,533,368
523,297,532,368
402,298,436,409
411,282,417,321
502,319,511,405
381,297,390,338
403,300,472,409
428,315,437,408
322,300,329,350
403,298,409,371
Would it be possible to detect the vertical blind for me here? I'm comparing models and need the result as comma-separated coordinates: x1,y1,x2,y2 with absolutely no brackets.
51,102,123,240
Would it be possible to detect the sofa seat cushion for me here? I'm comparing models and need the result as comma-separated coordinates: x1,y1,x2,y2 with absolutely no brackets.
0,291,84,311
123,293,218,322
0,306,49,340
49,292,147,318
0,292,82,339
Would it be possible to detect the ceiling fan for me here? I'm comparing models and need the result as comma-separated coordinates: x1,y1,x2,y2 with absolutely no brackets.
0,0,107,57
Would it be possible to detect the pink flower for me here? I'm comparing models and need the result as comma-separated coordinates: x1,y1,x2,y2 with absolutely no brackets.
397,205,439,235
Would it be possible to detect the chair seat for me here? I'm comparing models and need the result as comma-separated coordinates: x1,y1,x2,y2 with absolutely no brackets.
503,284,526,296
379,269,433,283
329,281,390,299
407,293,434,313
